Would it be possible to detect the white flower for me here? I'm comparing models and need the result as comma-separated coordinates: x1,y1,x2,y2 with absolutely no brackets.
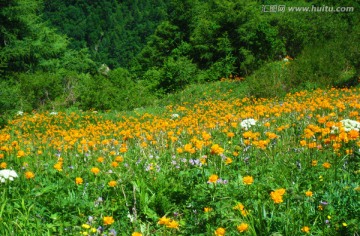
340,119,360,132
330,126,339,134
16,111,24,116
240,118,257,130
171,114,180,119
0,169,18,183
50,111,58,115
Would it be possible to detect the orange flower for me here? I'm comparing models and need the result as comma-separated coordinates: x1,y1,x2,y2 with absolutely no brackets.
132,232,142,236
227,132,235,138
305,191,313,197
348,130,359,139
270,188,286,204
25,171,35,179
91,167,100,175
208,174,219,183
111,161,119,167
301,226,310,233
97,157,104,163
300,140,307,146
237,223,249,233
115,156,124,162
214,227,226,236
0,162,7,169
17,150,25,158
108,180,117,187
210,144,224,155
103,216,114,225
242,176,254,185
322,162,331,169
75,177,83,185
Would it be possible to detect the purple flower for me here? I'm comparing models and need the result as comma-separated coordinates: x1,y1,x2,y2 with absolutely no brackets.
109,229,117,236
97,226,103,234
320,201,328,205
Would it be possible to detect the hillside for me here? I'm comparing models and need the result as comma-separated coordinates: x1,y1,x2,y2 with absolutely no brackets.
0,86,359,234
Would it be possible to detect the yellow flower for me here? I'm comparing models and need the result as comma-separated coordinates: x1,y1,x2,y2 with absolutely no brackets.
132,232,142,236
242,176,254,185
227,132,235,138
204,207,213,213
0,162,7,169
158,216,171,225
305,191,313,197
342,222,347,227
17,150,25,158
97,157,104,163
214,227,226,236
115,156,124,162
225,157,232,165
53,162,63,171
270,188,286,204
233,203,248,216
301,226,310,233
166,219,179,229
237,223,249,233
91,167,100,175
311,160,318,166
208,174,219,183
103,216,114,225
25,171,35,179
82,223,91,229
108,180,117,187
75,177,83,185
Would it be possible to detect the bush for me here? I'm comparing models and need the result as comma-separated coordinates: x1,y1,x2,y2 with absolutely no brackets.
159,56,198,93
245,61,290,98
287,39,352,90
75,68,156,111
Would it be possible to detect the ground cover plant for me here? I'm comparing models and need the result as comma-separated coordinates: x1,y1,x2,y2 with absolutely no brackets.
0,87,359,235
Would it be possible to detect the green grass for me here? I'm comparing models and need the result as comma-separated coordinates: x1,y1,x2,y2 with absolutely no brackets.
0,85,359,235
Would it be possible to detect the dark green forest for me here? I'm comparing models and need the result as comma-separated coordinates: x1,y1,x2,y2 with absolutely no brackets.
1,0,359,118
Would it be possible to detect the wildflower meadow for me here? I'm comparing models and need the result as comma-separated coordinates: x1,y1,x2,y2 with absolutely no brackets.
0,87,359,235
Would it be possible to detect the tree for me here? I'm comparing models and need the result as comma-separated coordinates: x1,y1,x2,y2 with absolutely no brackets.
0,0,70,74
